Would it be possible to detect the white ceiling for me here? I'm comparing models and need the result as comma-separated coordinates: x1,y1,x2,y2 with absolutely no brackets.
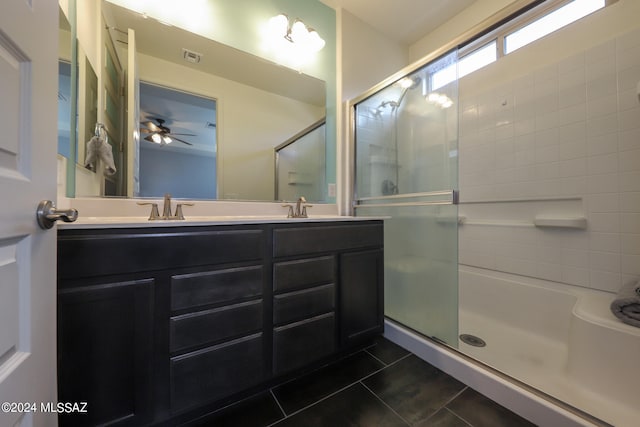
320,0,476,45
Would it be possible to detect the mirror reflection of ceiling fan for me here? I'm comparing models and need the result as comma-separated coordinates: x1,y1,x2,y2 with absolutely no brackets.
140,118,195,146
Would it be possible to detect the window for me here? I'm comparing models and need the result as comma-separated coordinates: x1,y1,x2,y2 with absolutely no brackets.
504,0,606,54
429,0,610,90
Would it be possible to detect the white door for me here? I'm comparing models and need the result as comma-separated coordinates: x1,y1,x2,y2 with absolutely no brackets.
0,0,59,426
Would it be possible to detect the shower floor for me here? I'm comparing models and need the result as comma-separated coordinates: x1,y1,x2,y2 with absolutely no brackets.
458,266,639,427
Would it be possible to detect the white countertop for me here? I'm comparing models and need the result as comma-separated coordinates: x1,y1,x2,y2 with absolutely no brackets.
58,215,384,229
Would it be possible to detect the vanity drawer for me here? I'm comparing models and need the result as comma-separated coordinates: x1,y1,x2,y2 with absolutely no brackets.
170,300,262,352
273,284,334,326
170,333,264,412
171,265,263,311
58,228,265,279
273,223,383,258
273,256,335,293
273,313,335,375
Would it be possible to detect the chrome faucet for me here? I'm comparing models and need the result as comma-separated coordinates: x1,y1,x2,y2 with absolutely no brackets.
138,193,194,220
295,196,306,217
282,196,312,218
162,193,173,219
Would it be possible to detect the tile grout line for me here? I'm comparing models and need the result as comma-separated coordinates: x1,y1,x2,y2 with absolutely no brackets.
418,386,470,426
363,347,388,366
269,388,287,419
264,351,411,426
444,407,474,427
359,380,412,427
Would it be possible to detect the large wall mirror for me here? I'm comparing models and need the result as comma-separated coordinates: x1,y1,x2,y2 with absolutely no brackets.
62,0,336,203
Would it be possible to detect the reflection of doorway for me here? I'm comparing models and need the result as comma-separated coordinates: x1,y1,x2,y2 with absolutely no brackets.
139,82,217,199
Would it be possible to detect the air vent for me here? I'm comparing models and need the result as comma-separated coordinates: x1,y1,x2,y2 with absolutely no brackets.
182,48,202,64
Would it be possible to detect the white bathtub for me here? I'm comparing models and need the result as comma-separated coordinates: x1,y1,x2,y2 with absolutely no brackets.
386,265,640,427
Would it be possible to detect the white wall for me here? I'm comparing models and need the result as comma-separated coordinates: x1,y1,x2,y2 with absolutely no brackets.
455,0,640,293
138,53,324,201
340,10,409,102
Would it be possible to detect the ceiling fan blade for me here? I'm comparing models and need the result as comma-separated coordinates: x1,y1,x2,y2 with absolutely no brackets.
143,121,160,132
172,136,193,146
140,128,154,134
168,133,197,137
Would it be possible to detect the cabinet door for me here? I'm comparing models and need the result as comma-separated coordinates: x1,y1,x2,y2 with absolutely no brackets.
58,279,155,426
340,249,384,347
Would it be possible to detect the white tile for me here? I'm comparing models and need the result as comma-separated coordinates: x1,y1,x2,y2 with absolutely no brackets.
557,103,586,127
616,27,640,53
618,128,640,152
621,254,640,276
496,256,538,277
561,248,589,268
620,192,640,213
559,67,585,90
588,212,620,233
618,107,640,132
535,128,559,147
562,266,590,287
587,130,618,155
516,165,537,182
587,93,618,119
589,232,620,253
514,118,535,136
536,162,560,180
621,213,640,233
616,44,640,71
587,152,618,175
559,84,587,109
589,270,622,293
618,88,639,113
586,74,618,100
587,172,618,194
586,40,615,65
494,167,517,183
536,179,562,197
619,148,640,172
495,241,538,260
559,51,585,75
537,228,588,249
535,144,559,164
617,64,640,92
621,233,640,255
515,149,536,166
537,262,563,282
535,93,559,116
559,138,587,161
620,171,640,192
495,123,514,140
535,64,558,85
589,251,621,273
587,193,620,213
559,158,587,177
560,176,587,195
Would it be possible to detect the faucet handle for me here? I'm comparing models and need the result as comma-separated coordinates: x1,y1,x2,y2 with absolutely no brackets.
137,202,160,220
174,203,194,220
301,204,313,218
281,203,294,218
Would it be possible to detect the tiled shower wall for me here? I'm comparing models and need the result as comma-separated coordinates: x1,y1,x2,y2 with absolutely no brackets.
458,27,640,293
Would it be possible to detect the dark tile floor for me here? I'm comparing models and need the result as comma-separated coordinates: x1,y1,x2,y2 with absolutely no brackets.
186,337,536,427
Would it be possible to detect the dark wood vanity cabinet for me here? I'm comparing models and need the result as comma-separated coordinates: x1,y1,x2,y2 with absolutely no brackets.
57,220,383,426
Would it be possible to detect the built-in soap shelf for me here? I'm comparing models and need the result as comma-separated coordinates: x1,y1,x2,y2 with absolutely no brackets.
533,216,587,229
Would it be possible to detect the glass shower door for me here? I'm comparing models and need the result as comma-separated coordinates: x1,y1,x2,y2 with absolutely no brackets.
353,50,459,345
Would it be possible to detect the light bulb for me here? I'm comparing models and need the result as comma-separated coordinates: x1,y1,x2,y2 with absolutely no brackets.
290,20,308,44
307,29,325,52
162,136,172,144
151,133,162,144
268,14,289,39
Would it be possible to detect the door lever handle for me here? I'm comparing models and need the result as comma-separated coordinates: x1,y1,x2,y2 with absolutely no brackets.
36,200,79,229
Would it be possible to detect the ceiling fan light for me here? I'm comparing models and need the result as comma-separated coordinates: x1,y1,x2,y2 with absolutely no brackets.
151,133,162,144
162,135,172,144
290,20,308,44
268,14,289,40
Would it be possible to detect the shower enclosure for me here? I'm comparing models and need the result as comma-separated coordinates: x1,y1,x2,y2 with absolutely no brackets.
352,50,460,346
351,1,640,425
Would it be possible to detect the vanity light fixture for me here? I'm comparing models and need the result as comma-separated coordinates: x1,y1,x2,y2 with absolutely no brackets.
268,14,325,53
